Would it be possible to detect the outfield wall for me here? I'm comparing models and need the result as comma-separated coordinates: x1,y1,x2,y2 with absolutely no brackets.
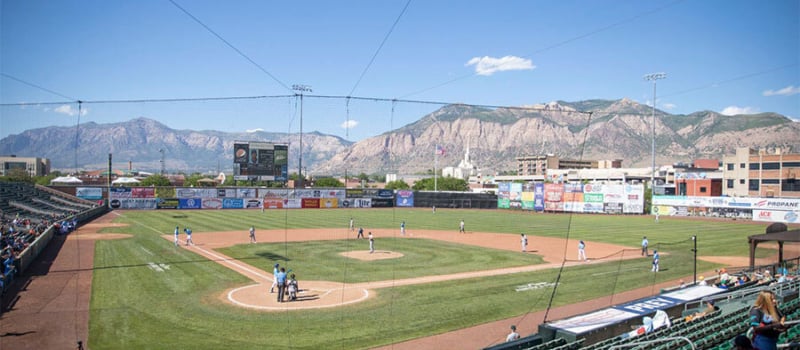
65,186,496,211
496,182,645,214
652,196,800,224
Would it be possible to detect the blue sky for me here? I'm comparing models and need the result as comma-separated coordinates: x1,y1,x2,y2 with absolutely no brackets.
1,0,798,141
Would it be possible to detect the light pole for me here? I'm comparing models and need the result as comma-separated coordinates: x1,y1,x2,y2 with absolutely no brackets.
292,84,312,187
159,148,165,175
643,72,666,212
692,235,697,284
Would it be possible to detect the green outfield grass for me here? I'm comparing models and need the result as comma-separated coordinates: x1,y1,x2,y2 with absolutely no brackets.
217,238,544,283
88,209,784,349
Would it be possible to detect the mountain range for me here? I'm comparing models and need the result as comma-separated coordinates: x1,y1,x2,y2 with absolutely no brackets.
2,98,798,176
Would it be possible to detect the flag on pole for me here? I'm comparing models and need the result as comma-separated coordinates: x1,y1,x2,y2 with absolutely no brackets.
435,145,446,156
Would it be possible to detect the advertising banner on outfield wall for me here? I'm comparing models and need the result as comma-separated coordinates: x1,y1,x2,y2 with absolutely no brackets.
222,198,244,209
76,187,103,200
302,198,320,208
521,191,535,210
753,209,800,223
131,187,155,198
201,198,223,209
110,187,132,199
509,183,522,209
534,183,545,211
157,198,179,209
341,198,372,208
396,190,414,207
259,188,288,199
262,198,285,209
217,188,237,198
498,182,644,214
319,198,338,208
244,198,262,209
497,182,510,209
544,184,564,211
110,198,158,209
178,198,202,209
237,188,257,198
284,198,301,209
371,198,393,208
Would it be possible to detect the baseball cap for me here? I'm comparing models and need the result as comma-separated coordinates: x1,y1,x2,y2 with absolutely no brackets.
274,263,279,268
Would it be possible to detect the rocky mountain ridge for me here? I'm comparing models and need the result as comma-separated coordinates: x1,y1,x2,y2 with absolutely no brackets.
2,98,798,175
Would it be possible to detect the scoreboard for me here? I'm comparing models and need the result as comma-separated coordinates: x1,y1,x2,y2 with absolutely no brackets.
233,141,288,181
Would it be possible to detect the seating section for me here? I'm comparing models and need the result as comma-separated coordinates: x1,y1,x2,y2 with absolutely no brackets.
0,181,97,294
509,277,800,350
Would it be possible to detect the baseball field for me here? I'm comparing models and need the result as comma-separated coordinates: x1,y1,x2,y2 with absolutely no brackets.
70,208,793,349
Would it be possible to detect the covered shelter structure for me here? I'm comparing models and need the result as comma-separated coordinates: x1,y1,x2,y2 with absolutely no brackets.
748,223,800,268
50,176,83,185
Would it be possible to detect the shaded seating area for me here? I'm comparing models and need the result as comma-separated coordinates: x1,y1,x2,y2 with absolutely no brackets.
748,223,800,269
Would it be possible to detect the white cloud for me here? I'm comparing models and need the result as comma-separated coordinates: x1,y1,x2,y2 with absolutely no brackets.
661,103,676,110
720,106,759,116
465,55,535,76
341,120,358,129
245,128,264,133
54,104,88,116
763,85,800,96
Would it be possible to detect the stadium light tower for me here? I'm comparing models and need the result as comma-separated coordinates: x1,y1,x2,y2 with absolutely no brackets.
293,84,312,187
643,72,666,212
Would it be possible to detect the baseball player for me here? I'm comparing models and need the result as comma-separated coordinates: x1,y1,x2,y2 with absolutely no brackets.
368,232,374,253
520,233,528,252
652,250,660,272
184,227,194,246
174,225,180,246
459,219,465,233
578,240,587,262
641,236,649,256
249,226,256,243
270,263,280,293
400,221,406,236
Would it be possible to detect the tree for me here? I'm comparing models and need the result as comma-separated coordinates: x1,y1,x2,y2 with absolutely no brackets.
412,177,468,191
35,172,62,186
385,180,410,190
369,173,386,183
139,174,171,186
313,177,344,188
2,168,33,183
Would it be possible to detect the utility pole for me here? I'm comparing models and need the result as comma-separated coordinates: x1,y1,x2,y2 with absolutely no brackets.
292,84,312,187
159,148,165,175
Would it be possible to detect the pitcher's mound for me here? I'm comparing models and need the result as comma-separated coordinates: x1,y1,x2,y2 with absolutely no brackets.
340,250,404,261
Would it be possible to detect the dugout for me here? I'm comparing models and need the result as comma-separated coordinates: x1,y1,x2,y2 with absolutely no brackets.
413,191,497,209
537,285,723,345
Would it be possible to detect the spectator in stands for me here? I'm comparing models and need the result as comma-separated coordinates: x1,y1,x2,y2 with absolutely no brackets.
749,290,786,350
685,300,716,322
505,325,520,342
732,335,755,350
619,316,653,339
698,276,708,286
